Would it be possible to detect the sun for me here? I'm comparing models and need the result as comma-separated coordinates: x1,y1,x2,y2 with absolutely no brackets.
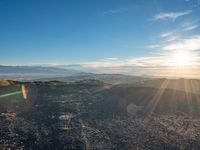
173,51,190,66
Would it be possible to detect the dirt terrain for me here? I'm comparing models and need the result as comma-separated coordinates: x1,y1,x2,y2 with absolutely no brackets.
0,80,200,149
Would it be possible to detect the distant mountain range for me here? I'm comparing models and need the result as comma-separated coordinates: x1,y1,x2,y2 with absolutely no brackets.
0,65,80,80
0,65,80,74
0,65,150,84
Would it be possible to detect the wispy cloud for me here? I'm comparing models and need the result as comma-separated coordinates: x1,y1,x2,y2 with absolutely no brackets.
160,32,174,38
146,45,161,49
157,21,199,42
102,57,119,61
162,36,200,51
183,24,199,31
158,31,179,42
153,10,192,21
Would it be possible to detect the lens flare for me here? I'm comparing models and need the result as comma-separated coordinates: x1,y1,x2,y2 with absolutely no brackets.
21,84,27,100
0,91,22,99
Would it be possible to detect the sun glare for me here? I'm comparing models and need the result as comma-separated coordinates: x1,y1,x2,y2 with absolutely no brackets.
173,52,190,67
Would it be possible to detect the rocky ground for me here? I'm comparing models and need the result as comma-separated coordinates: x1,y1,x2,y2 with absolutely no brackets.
0,80,200,149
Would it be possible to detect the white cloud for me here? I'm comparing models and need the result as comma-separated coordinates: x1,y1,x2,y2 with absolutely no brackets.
162,36,200,51
103,57,119,60
146,45,161,49
160,32,174,38
153,10,192,21
158,31,179,42
183,24,199,31
181,21,199,31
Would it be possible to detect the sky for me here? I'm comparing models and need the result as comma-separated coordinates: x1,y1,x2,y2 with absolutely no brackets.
0,0,200,77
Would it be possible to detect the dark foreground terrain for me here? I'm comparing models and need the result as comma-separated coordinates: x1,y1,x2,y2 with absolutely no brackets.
1,79,200,149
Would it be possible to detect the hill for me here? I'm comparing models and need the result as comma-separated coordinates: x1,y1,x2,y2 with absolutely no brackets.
130,78,200,94
41,73,149,84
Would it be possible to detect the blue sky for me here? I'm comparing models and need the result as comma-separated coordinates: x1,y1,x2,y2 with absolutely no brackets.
0,0,200,76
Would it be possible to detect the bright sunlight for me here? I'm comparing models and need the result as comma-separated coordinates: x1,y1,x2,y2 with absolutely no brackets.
172,51,190,67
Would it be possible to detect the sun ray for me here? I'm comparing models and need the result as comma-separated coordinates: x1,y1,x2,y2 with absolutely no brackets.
147,79,169,114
